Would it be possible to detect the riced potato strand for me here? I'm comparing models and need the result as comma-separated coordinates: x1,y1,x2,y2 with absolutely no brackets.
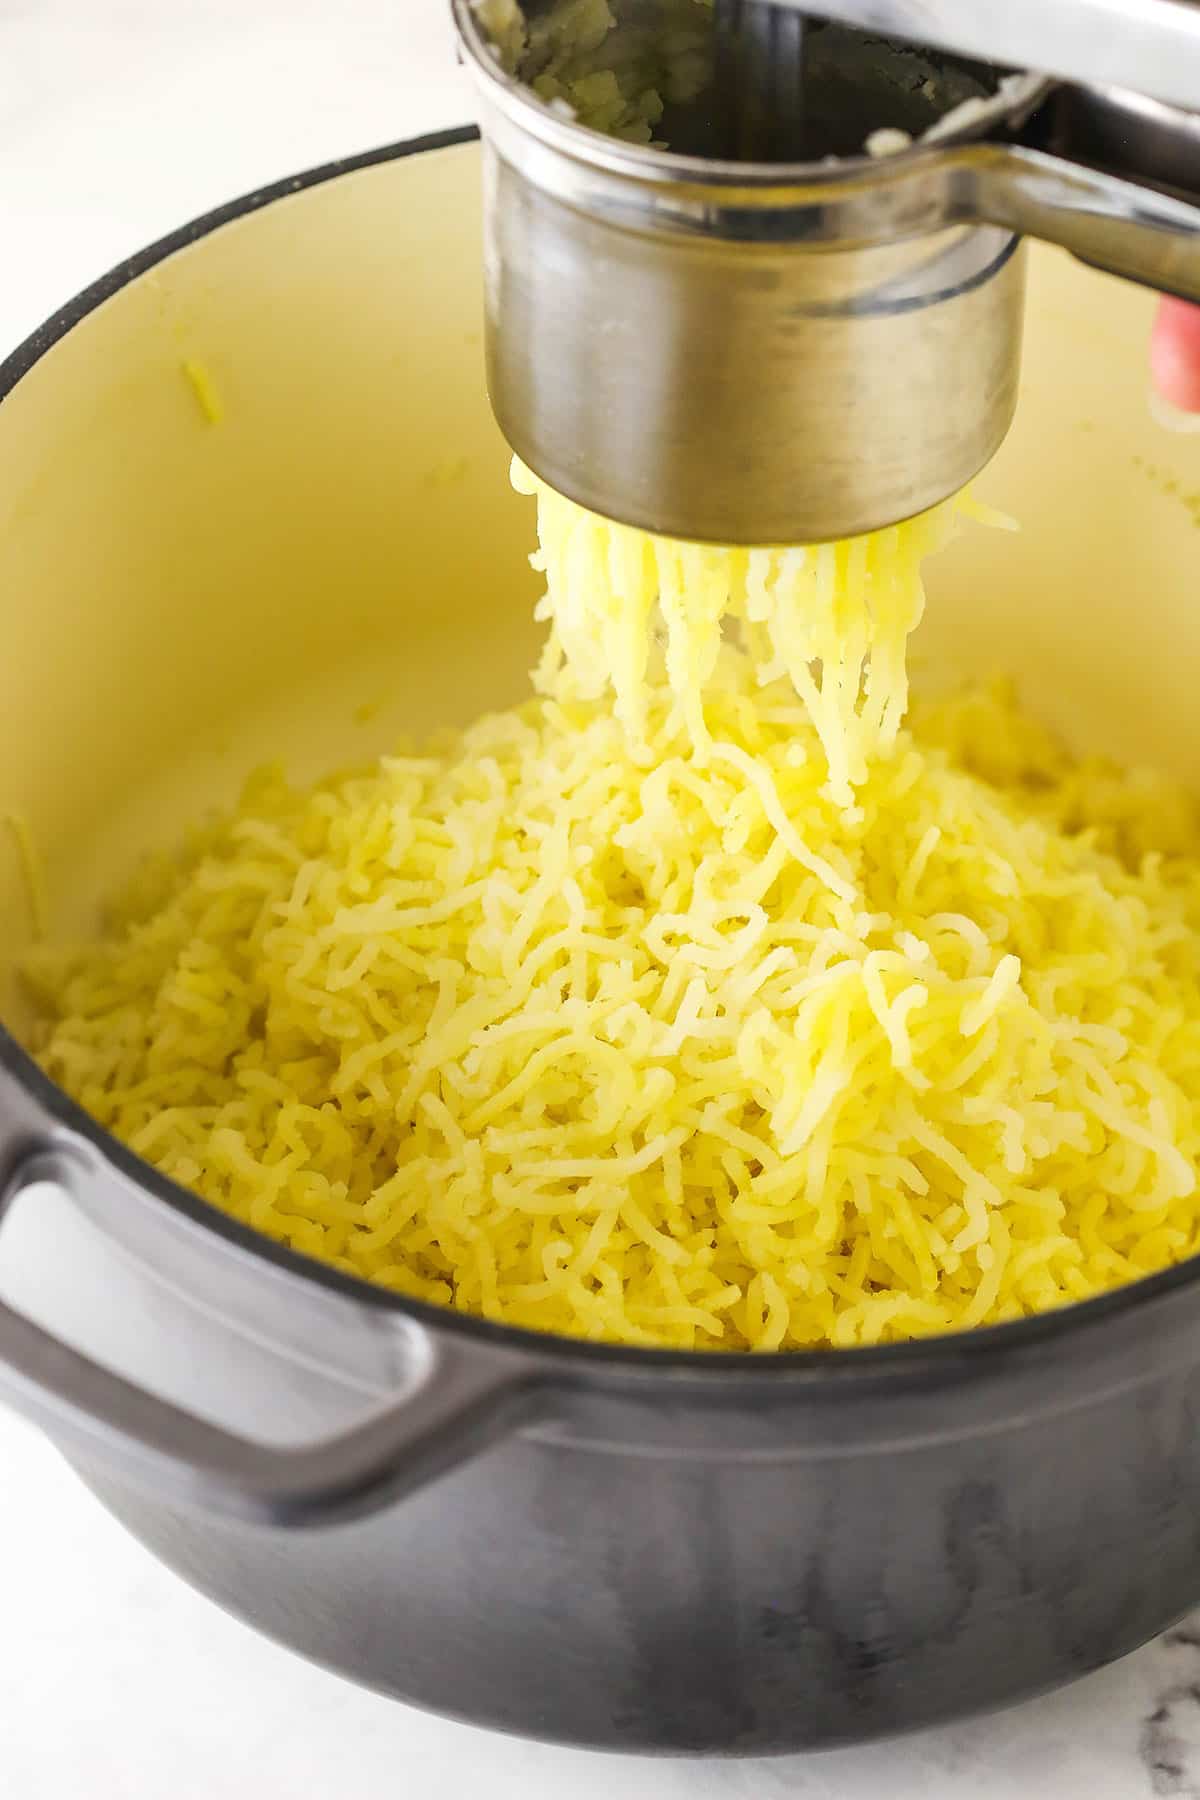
29,661,1200,1351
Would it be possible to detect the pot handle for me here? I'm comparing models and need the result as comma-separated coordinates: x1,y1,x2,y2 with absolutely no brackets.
964,86,1200,304
0,1147,543,1529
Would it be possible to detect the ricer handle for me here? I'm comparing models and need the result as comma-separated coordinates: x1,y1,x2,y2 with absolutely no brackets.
791,0,1200,118
962,85,1200,306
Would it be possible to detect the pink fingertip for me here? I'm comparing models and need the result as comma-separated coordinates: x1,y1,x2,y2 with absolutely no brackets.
1151,298,1200,412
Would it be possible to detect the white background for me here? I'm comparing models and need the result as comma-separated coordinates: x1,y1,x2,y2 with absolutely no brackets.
0,4,1193,1795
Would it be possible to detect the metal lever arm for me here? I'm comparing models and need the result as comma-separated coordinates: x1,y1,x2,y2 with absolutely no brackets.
968,86,1200,305
789,0,1200,118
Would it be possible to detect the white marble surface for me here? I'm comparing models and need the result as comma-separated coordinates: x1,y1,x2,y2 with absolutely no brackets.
0,3,1196,1794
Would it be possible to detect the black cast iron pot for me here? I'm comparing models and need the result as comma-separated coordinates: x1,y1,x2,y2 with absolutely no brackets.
2,129,1200,1754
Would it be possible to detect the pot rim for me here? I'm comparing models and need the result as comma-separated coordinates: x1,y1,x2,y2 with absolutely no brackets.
3,123,1198,1383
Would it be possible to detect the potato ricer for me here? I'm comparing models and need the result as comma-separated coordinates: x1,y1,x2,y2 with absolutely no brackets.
452,0,1200,543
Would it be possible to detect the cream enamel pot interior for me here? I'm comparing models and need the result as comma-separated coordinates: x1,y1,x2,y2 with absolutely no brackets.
4,130,1200,1753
